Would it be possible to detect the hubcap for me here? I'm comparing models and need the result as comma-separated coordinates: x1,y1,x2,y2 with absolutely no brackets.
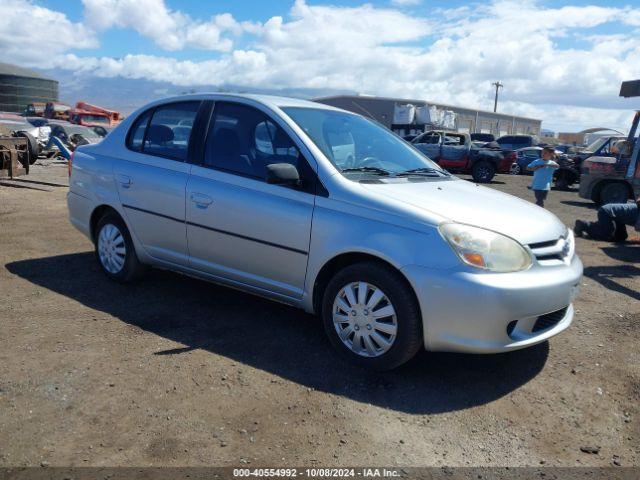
332,282,397,358
98,223,126,274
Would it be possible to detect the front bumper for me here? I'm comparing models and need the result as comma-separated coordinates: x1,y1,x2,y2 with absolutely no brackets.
401,254,583,353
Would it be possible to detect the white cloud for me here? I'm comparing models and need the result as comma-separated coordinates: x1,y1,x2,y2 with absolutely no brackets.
1,0,640,132
81,0,246,51
0,0,97,64
390,0,422,6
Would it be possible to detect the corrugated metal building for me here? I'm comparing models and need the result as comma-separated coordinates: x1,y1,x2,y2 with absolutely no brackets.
0,62,59,114
314,95,541,137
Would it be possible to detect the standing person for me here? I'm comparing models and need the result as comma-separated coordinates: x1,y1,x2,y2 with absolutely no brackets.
527,146,559,207
574,199,640,242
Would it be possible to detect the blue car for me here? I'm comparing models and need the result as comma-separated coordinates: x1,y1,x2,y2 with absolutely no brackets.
510,147,544,175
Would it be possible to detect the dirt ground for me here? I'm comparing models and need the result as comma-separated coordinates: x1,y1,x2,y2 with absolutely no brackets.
1,159,638,468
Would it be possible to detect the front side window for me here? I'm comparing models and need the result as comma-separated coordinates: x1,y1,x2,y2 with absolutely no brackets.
204,102,303,180
282,107,444,177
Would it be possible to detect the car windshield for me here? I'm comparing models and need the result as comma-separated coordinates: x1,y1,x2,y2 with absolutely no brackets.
282,107,444,177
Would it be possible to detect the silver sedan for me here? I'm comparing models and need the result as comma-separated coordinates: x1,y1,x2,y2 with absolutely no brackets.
67,94,582,370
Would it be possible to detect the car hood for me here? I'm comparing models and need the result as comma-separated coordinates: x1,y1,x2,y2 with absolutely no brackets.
360,178,567,245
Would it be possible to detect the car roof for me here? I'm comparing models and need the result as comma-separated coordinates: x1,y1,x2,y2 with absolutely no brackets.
150,93,342,111
0,119,30,126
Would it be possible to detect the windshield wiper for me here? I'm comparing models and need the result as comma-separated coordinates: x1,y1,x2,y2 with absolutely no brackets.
341,167,391,176
396,167,451,177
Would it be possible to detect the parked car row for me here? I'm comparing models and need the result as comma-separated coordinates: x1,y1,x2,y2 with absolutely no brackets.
0,111,110,164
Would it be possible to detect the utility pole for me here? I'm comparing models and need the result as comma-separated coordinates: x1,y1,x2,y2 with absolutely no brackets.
492,81,503,112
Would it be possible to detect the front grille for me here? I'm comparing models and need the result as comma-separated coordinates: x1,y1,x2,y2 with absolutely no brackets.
528,232,573,265
532,307,568,332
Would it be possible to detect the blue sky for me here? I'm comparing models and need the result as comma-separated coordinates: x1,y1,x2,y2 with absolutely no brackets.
2,0,640,131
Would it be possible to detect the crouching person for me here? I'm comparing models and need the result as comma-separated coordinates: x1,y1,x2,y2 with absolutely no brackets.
574,199,640,242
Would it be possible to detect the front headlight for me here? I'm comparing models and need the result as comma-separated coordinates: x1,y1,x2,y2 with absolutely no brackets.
439,223,532,272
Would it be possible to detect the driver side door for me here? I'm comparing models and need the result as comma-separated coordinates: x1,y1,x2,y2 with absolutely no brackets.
439,134,468,170
186,101,317,299
412,132,442,162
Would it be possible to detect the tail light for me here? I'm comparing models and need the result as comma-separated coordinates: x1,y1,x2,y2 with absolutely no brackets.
68,150,75,177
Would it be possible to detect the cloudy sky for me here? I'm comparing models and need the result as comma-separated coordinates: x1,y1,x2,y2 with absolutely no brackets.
1,0,639,132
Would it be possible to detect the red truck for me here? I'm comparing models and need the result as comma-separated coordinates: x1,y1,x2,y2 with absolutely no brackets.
68,102,122,127
411,130,515,182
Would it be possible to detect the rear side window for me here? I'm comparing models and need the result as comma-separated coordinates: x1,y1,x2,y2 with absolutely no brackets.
127,101,200,160
144,102,200,161
204,102,302,180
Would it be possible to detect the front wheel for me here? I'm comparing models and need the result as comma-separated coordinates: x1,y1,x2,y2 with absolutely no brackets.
472,160,496,183
510,162,522,175
94,212,146,283
322,262,423,370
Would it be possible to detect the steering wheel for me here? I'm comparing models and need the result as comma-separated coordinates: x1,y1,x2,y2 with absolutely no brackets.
359,156,380,167
343,154,356,169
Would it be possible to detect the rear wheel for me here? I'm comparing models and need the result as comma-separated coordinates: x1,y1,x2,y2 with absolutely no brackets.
510,162,522,175
94,212,146,283
599,182,629,205
472,160,496,183
322,262,423,370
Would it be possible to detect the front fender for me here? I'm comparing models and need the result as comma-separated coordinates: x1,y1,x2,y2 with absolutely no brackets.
301,198,460,312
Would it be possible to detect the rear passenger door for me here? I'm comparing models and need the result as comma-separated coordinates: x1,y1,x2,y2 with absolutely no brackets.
114,101,200,266
186,101,316,299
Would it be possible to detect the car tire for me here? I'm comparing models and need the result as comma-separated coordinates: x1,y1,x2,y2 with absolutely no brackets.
15,131,39,165
472,160,496,183
599,182,629,205
321,262,423,371
510,163,521,175
94,212,146,283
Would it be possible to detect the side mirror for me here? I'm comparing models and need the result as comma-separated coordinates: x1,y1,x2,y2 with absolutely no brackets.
266,163,300,186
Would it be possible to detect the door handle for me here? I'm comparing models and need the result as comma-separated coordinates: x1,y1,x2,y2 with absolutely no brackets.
190,192,213,208
116,174,132,188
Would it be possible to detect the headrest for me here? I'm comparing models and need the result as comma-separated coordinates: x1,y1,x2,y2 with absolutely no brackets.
147,124,174,144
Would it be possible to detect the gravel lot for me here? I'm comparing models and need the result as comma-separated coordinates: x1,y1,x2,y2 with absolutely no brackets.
0,159,638,468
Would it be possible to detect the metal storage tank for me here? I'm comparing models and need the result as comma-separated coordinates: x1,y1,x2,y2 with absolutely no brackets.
0,62,59,114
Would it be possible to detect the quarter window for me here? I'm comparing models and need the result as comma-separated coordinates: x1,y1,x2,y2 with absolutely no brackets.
204,102,303,180
128,110,151,152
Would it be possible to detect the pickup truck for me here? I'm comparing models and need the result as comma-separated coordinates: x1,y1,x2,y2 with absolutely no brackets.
411,130,515,182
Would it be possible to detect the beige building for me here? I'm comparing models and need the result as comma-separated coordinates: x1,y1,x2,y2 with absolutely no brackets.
314,94,542,137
